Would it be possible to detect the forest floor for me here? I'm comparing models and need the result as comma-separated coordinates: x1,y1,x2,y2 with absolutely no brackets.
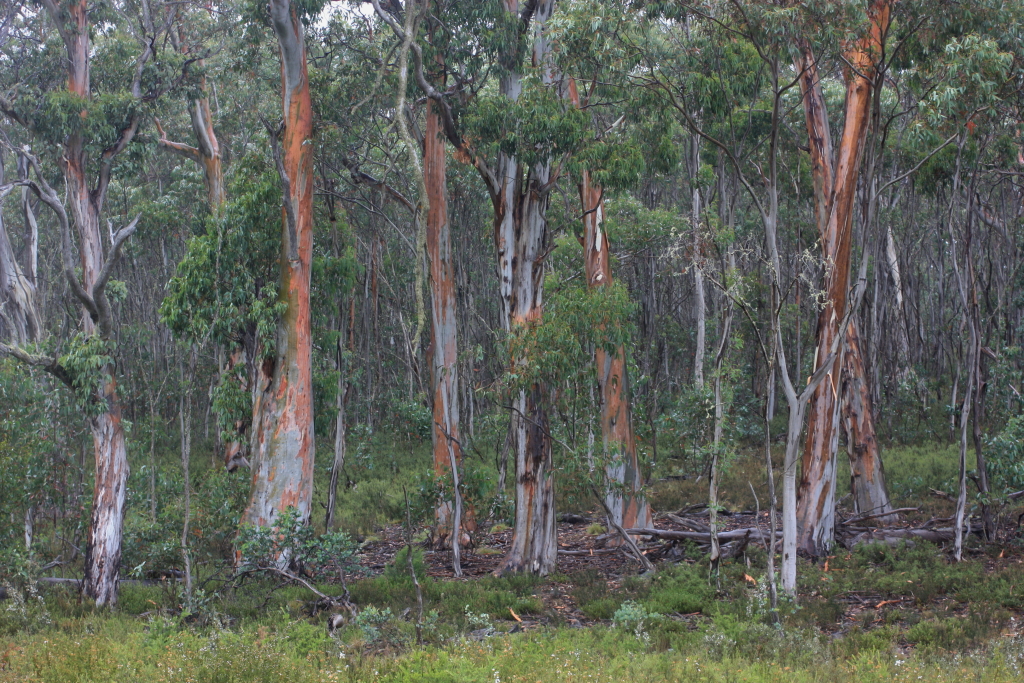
5,442,1024,681
6,514,1024,682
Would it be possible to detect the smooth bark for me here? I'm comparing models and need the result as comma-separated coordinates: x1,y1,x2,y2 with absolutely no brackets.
0,156,41,345
244,0,316,532
425,97,473,550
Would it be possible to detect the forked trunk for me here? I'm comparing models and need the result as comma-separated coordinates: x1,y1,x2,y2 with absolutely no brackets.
496,161,557,574
244,0,316,531
494,0,558,576
794,3,891,555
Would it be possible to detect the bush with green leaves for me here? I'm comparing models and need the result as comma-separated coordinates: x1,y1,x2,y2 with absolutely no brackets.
237,507,358,579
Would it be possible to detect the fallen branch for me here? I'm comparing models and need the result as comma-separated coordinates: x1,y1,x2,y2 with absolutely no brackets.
625,527,780,542
840,508,918,526
591,486,655,572
665,513,710,533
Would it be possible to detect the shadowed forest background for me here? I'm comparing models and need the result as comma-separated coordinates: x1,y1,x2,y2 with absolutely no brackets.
4,0,1024,680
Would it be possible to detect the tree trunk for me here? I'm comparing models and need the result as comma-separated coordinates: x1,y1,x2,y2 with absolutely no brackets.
794,3,891,555
841,322,893,520
244,0,316,531
425,97,473,549
0,156,42,345
492,0,558,576
38,0,141,606
85,379,129,606
689,135,706,388
568,80,651,535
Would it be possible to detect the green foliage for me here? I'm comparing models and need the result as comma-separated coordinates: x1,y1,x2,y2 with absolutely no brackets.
465,74,590,169
641,563,715,616
160,153,285,350
57,334,115,413
238,507,359,579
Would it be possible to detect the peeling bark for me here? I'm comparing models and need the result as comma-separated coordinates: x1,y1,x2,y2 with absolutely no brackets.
425,97,474,548
244,0,316,533
794,3,892,555
32,0,150,606
0,156,41,345
493,0,559,577
841,323,892,520
569,80,650,534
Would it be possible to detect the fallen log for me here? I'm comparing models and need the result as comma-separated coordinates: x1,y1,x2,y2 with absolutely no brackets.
624,527,779,542
841,525,985,549
664,513,710,533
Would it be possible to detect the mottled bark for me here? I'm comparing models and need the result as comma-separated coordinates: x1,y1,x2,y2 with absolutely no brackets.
576,153,650,535
794,3,891,555
244,0,316,532
841,323,892,520
0,156,41,345
34,0,149,606
490,0,558,576
425,97,473,548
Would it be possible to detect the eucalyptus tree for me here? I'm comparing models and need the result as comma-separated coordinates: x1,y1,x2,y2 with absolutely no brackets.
370,0,591,574
235,0,320,533
0,0,176,605
549,0,654,533
793,0,895,555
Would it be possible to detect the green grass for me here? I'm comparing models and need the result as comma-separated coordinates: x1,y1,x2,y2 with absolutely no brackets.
5,613,1024,682
5,440,1023,681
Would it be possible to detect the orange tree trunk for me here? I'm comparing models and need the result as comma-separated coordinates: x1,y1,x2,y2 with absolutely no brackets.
841,321,892,518
795,2,892,555
243,0,316,531
568,80,651,532
425,98,474,546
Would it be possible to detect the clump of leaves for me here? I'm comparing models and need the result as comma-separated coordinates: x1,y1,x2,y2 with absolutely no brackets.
237,507,358,580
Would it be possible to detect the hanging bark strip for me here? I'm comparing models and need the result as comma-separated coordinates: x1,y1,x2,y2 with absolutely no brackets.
794,2,893,555
243,0,316,533
0,156,41,345
567,79,651,536
425,96,474,548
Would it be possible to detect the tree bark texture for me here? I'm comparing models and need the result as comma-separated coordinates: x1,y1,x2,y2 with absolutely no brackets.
578,163,651,535
794,4,892,555
495,0,558,576
38,0,142,606
841,322,892,519
244,0,316,530
0,157,41,345
425,98,473,547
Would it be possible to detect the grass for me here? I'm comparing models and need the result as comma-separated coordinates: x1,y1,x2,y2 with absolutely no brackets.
5,440,1024,681
5,610,1024,682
